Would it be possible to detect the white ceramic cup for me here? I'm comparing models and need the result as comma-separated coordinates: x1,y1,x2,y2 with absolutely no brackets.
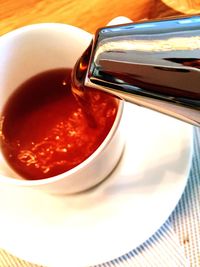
0,22,125,194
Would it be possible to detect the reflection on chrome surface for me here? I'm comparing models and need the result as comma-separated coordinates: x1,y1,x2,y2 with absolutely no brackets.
84,16,200,126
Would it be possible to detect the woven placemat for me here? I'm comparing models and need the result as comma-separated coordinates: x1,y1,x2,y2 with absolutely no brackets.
170,126,200,266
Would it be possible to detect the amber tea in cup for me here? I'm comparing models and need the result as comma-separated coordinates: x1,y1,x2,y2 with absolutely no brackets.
0,68,119,180
0,22,124,194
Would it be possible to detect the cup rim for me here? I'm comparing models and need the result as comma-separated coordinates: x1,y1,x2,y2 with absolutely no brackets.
0,23,124,186
0,22,91,41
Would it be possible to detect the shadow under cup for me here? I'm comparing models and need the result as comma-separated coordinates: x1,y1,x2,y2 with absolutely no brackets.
0,23,124,194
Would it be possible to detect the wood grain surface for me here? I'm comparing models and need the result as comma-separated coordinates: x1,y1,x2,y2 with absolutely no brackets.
162,0,200,14
1,0,199,37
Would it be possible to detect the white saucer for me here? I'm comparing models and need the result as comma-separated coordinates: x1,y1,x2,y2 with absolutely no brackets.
0,103,193,267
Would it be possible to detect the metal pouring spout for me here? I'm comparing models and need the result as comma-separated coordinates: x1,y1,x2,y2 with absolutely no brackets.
83,16,200,126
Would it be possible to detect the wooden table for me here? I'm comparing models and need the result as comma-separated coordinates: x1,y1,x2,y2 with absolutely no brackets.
1,0,200,37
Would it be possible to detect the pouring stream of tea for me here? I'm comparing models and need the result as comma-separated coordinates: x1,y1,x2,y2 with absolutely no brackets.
71,42,98,128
